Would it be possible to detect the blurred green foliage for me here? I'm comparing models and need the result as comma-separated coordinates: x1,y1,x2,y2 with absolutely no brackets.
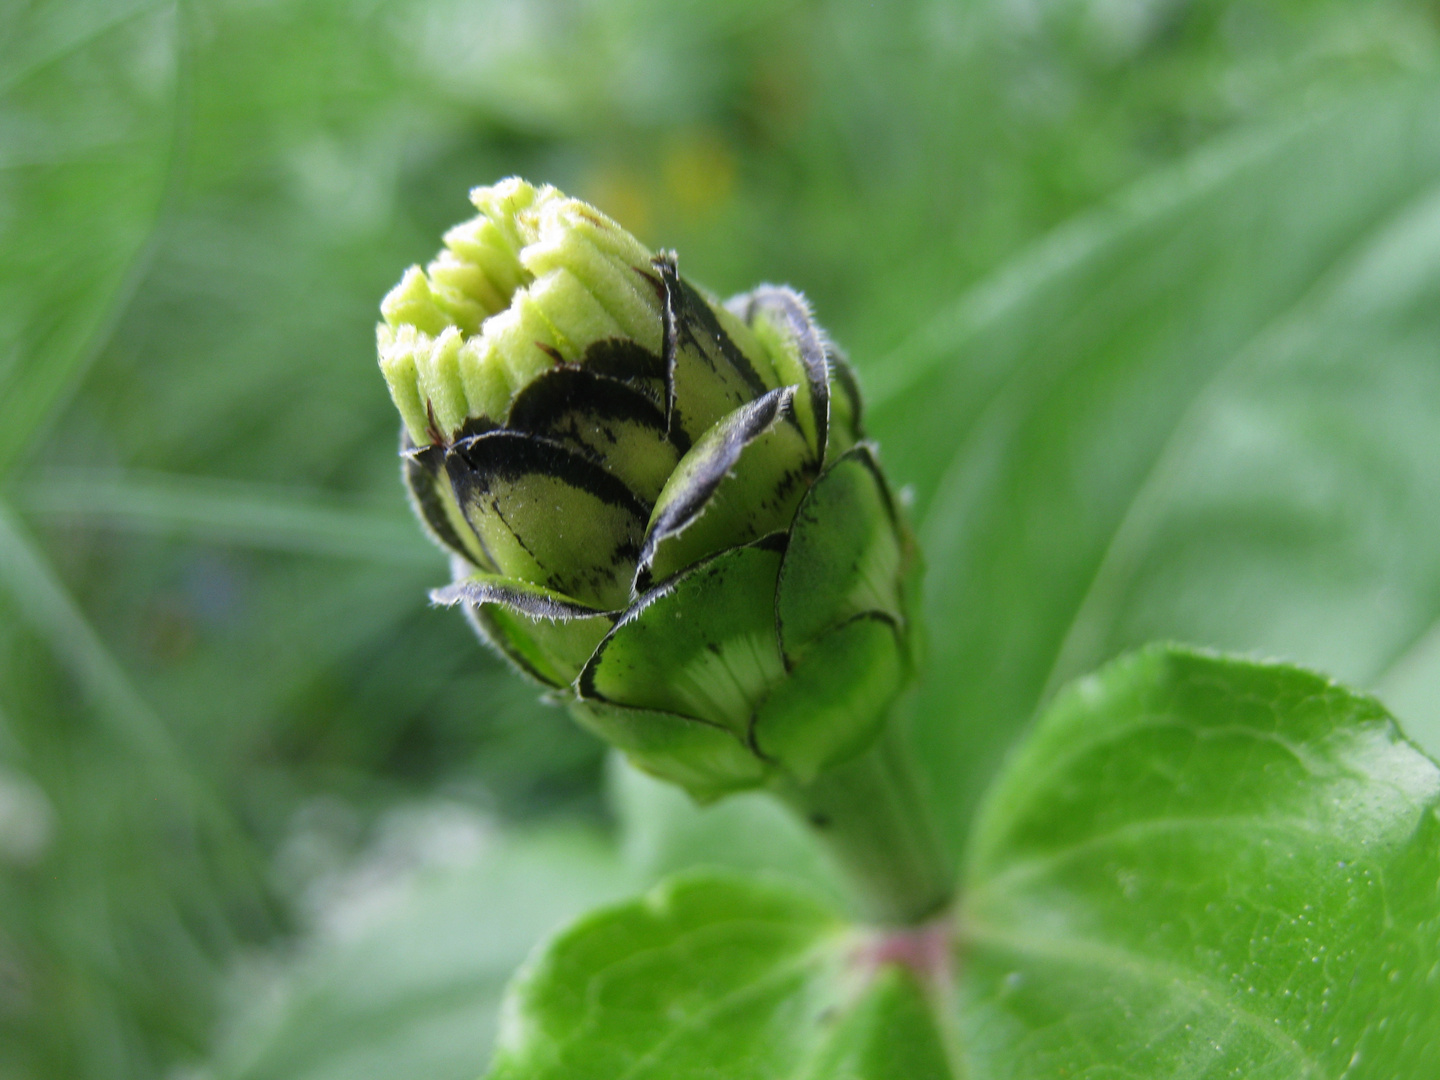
3,0,1440,1076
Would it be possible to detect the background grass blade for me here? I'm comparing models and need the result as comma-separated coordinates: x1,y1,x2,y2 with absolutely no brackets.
21,470,438,565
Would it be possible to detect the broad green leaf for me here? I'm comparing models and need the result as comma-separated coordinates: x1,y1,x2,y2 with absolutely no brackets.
209,829,634,1080
506,648,1440,1079
865,84,1440,851
958,646,1440,1077
1036,191,1440,753
484,872,953,1080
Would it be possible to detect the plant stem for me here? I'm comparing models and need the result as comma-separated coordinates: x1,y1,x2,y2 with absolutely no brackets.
770,719,953,926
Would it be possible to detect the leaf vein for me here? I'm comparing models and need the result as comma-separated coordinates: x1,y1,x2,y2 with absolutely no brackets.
964,921,1324,1078
969,813,1330,902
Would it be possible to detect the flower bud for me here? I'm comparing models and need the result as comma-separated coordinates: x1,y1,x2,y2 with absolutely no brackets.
378,179,917,801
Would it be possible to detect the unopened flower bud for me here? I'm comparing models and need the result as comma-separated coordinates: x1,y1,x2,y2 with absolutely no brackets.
378,178,917,802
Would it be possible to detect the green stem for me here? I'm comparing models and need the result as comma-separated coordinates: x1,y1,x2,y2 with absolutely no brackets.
770,720,953,926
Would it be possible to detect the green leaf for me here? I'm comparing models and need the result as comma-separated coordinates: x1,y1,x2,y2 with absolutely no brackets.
503,648,1440,1078
0,499,201,797
485,872,952,1080
957,646,1440,1076
21,468,437,564
865,84,1440,850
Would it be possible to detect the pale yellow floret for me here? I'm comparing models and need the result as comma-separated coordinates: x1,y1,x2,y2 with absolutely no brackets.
524,269,624,361
382,182,542,340
496,290,564,387
377,177,670,444
466,300,551,400
457,335,515,422
542,198,653,265
469,177,540,249
377,324,433,444
520,194,659,339
520,223,662,355
413,326,469,437
444,216,528,301
425,250,501,333
380,266,451,336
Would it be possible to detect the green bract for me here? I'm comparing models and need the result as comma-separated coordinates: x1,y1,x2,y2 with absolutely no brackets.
377,179,917,801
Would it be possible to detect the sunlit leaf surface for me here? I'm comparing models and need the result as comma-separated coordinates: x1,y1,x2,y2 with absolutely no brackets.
489,648,1440,1079
486,872,953,1080
958,647,1440,1076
